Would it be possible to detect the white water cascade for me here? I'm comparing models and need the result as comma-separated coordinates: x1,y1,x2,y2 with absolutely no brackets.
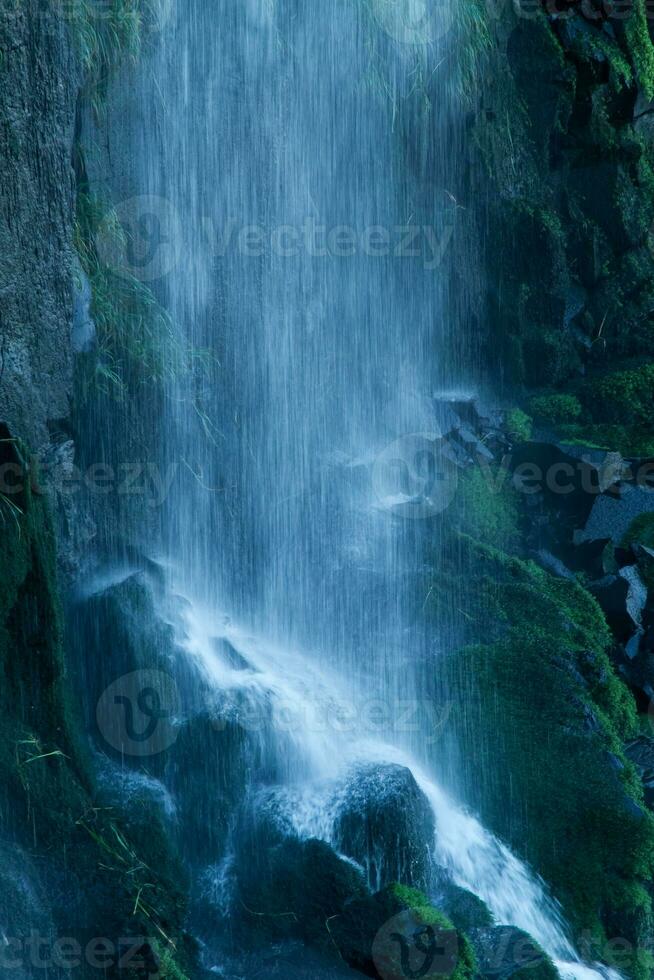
104,1,623,977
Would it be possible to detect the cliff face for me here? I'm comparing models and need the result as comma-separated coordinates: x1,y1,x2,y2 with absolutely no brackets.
0,1,78,450
466,0,654,453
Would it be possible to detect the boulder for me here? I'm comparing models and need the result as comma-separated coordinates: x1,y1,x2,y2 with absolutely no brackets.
576,485,654,546
166,710,250,865
468,926,558,980
590,566,647,640
236,834,367,948
329,883,476,980
432,869,494,932
333,763,435,890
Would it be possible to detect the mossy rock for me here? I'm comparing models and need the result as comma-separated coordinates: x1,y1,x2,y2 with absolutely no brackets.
440,545,654,978
330,883,476,980
468,924,558,980
0,427,195,979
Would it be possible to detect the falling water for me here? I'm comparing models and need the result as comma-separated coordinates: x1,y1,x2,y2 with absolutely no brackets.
109,1,617,977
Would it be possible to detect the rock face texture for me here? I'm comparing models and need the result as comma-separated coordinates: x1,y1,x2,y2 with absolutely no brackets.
0,1,78,449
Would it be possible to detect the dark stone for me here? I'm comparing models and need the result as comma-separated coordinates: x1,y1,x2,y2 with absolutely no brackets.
590,566,646,640
432,869,494,932
236,835,367,949
329,884,474,980
333,763,435,890
577,485,654,546
468,926,558,980
211,636,253,672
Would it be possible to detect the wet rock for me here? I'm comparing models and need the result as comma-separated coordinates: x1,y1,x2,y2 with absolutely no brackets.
330,883,475,980
625,736,654,809
432,869,494,932
576,485,654,546
333,763,435,890
0,845,56,980
68,569,207,750
590,566,647,640
468,926,558,980
534,549,576,581
167,711,250,865
236,835,367,948
211,637,253,672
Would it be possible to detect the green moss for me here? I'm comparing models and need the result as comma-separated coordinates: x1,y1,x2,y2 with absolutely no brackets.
332,884,476,980
455,465,521,551
506,408,533,443
443,546,653,978
625,0,654,100
0,433,194,978
74,192,193,400
69,0,162,110
529,393,582,425
583,362,654,427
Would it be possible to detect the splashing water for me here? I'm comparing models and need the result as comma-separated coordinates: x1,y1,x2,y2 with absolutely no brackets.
177,597,618,980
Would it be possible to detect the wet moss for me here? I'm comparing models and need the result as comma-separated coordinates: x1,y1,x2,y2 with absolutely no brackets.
0,433,194,979
331,883,477,980
505,409,533,445
624,0,654,100
529,393,582,425
443,544,654,979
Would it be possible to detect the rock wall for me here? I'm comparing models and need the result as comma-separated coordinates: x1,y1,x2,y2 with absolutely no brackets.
0,0,78,450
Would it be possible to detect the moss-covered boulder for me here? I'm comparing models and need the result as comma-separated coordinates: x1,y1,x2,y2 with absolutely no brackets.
329,883,476,980
440,542,654,978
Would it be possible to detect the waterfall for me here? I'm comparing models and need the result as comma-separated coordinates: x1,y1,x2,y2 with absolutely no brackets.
111,1,618,977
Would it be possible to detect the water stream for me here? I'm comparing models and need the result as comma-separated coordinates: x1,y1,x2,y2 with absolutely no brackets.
123,1,617,976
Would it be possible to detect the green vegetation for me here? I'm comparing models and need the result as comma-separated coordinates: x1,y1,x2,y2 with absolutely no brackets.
582,363,654,428
506,408,533,444
0,432,193,979
69,0,166,110
529,393,582,425
625,0,654,100
74,192,191,400
439,536,654,980
455,465,521,551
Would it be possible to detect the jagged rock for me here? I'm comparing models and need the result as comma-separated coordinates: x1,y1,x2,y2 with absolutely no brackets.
535,549,576,581
333,763,435,890
211,637,254,671
576,485,654,546
590,566,647,639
